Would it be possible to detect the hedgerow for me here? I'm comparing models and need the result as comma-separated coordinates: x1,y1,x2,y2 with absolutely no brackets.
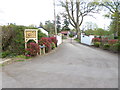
1,24,47,58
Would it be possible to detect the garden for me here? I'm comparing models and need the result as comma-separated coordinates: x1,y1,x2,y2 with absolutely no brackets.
26,37,57,57
92,37,120,53
1,24,58,62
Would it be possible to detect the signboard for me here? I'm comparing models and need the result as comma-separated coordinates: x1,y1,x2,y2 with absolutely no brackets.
24,29,38,49
26,31,36,38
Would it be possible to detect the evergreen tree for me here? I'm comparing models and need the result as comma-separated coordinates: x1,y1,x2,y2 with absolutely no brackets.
62,17,70,31
56,15,61,33
109,12,120,37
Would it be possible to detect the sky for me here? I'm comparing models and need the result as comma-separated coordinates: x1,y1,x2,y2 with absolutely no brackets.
0,0,111,29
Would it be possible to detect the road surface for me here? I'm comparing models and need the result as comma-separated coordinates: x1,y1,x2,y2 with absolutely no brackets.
2,39,118,88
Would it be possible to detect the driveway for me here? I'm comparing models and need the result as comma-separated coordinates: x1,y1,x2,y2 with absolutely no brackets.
2,39,118,88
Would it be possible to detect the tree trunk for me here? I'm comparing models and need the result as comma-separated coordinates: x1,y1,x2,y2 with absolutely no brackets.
76,27,81,42
76,0,81,42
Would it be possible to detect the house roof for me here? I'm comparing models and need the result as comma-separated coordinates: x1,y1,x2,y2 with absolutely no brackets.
61,31,69,34
38,27,48,32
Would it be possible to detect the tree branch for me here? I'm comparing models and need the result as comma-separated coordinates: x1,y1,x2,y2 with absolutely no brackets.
79,16,83,26
65,0,76,26
101,3,114,13
68,18,76,28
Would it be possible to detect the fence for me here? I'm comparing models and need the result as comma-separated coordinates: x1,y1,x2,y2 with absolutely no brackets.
56,35,62,46
81,33,94,45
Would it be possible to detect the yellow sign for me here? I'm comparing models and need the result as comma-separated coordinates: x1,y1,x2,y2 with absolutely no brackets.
26,31,36,38
24,29,38,49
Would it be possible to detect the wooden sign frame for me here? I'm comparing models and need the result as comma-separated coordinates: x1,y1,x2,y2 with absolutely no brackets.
24,29,38,49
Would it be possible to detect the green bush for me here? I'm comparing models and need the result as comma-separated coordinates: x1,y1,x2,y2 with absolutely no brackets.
74,38,80,42
15,60,25,62
114,36,118,39
102,44,110,50
16,55,25,58
38,30,47,39
110,43,120,53
0,52,2,58
94,42,101,47
62,36,67,39
69,34,74,38
51,42,56,49
2,24,26,56
2,51,11,58
118,36,120,40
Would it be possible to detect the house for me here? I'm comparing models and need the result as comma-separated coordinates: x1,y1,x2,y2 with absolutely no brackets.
38,27,48,36
60,31,70,37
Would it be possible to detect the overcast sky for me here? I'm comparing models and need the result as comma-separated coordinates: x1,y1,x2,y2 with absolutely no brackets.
0,0,111,29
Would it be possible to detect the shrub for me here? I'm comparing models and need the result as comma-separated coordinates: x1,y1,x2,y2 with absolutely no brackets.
39,37,58,52
102,44,110,50
114,36,118,39
39,37,52,53
25,55,31,59
74,38,80,42
101,38,108,44
38,30,47,39
47,37,53,44
51,42,56,49
26,42,40,56
50,37,58,47
2,51,11,58
16,55,31,59
110,42,120,53
92,38,101,42
108,39,118,45
93,42,101,47
62,36,67,39
47,37,56,49
69,34,74,38
2,24,26,55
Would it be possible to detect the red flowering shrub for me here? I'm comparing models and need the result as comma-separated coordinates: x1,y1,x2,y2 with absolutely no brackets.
39,37,58,52
47,37,52,44
50,37,58,47
38,37,52,52
108,39,118,45
101,38,108,44
102,38,108,43
92,38,101,42
26,42,40,56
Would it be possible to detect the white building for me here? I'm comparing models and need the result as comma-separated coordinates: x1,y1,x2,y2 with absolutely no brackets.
38,27,48,36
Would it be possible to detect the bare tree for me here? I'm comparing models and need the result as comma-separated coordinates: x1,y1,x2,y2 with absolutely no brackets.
60,0,100,40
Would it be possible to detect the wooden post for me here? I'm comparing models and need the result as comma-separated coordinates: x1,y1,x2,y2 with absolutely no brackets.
39,45,45,55
40,48,42,55
43,48,45,54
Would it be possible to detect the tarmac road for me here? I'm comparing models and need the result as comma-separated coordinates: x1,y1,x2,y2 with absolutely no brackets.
2,39,118,88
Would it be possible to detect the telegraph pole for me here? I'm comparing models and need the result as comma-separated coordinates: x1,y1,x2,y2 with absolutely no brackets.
54,0,57,36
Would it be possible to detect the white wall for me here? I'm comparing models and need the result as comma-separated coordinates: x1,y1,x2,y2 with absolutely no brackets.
81,33,94,45
57,35,62,46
